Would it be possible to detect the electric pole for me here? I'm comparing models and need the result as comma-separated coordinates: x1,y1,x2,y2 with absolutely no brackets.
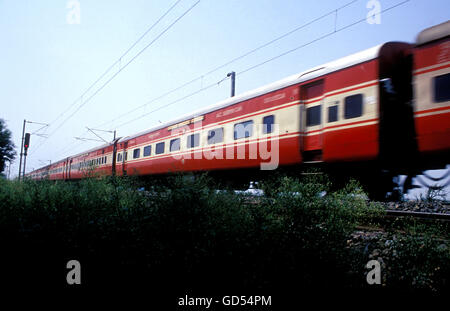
18,120,49,180
227,71,236,97
18,120,26,181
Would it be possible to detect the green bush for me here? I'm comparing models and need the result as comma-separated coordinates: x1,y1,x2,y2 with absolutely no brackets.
0,174,447,293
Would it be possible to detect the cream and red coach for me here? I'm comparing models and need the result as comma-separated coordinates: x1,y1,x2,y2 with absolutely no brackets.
27,22,450,197
413,21,450,162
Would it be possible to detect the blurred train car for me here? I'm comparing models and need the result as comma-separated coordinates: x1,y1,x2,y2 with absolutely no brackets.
413,21,450,163
27,22,450,198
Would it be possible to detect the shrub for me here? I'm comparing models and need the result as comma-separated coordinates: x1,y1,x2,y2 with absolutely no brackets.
0,174,447,293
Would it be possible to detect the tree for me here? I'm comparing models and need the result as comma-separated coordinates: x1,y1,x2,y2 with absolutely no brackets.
0,119,16,174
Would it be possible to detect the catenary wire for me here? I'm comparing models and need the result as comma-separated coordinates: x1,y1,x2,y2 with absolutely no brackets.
36,0,411,166
108,0,411,131
48,0,184,128
30,0,200,155
93,0,360,130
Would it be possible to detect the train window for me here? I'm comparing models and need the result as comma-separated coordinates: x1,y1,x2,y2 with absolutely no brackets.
156,142,165,154
306,105,321,126
207,128,224,144
117,153,122,162
234,120,253,139
143,145,151,157
344,94,363,119
133,148,140,159
328,105,338,123
170,138,181,151
104,156,107,163
187,133,200,148
434,73,450,102
263,115,275,134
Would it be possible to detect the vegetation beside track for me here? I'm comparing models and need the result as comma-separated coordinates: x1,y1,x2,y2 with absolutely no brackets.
0,174,448,293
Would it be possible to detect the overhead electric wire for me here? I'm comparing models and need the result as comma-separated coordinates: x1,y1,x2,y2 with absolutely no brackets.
49,0,362,156
238,0,411,76
108,0,411,131
44,0,362,159
49,0,200,137
114,80,220,129
48,0,184,128
94,0,360,130
30,0,200,156
36,0,411,167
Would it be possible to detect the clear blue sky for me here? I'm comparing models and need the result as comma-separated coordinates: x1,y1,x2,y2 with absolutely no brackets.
0,0,449,197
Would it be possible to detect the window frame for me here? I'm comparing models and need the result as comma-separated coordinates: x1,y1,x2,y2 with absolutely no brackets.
262,115,275,134
133,148,140,159
344,94,363,119
187,133,200,149
327,104,338,123
170,138,181,152
143,145,151,157
234,120,254,140
155,142,165,155
207,127,224,145
306,105,321,127
433,73,450,103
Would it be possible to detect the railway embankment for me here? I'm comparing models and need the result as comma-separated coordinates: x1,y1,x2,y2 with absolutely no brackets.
0,174,448,294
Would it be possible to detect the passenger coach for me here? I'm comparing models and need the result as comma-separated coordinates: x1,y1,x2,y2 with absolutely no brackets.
27,21,450,198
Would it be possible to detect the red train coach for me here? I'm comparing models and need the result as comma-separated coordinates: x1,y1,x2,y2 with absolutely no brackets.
112,42,413,178
413,21,450,161
28,22,450,198
41,42,412,179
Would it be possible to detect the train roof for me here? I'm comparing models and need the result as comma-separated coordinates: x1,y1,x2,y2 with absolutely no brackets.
122,43,387,142
68,141,114,160
30,42,403,173
416,20,450,46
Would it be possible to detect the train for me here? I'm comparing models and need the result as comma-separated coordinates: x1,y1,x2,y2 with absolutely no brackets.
28,21,450,199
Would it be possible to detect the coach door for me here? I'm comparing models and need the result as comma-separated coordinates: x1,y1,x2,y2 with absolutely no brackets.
64,159,69,180
122,142,128,176
300,79,324,162
68,159,72,179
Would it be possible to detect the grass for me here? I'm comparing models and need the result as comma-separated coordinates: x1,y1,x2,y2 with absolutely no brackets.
0,173,448,294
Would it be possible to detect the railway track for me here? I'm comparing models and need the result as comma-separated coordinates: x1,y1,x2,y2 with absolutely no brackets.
241,194,450,221
384,209,450,221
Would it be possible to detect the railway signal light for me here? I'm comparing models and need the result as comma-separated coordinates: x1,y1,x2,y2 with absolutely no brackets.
24,133,30,151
